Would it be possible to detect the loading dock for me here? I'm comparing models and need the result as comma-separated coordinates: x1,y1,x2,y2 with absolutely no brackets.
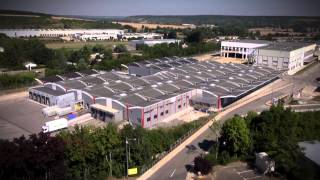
29,86,75,107
90,104,123,122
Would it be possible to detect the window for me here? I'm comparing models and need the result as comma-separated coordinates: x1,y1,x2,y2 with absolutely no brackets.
183,103,186,106
154,115,158,119
160,112,164,116
147,117,151,122
178,105,181,109
165,110,169,114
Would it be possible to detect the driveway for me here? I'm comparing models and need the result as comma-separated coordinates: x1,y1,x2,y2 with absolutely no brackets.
0,95,46,140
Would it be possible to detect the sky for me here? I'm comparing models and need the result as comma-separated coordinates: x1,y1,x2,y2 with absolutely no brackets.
1,0,320,17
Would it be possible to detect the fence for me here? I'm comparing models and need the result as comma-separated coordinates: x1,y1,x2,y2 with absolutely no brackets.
139,114,215,175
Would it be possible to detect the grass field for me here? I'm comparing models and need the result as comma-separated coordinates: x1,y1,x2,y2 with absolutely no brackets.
45,41,128,50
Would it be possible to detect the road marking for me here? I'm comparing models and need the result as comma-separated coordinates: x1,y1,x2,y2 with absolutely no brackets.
238,170,254,174
244,175,262,180
169,169,176,178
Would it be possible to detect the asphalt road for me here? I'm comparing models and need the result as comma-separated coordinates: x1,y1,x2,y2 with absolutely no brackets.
149,62,320,180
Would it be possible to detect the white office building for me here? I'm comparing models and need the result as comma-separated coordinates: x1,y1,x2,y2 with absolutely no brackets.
254,42,316,75
221,40,270,60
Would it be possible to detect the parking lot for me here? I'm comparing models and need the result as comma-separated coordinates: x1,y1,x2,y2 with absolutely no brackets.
214,162,279,180
0,94,46,139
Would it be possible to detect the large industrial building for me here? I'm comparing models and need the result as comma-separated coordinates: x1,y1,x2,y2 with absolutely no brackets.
29,57,281,128
0,29,124,39
254,42,316,75
221,40,317,75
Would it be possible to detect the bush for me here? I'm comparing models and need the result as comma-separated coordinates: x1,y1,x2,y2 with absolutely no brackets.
0,72,36,89
194,156,212,175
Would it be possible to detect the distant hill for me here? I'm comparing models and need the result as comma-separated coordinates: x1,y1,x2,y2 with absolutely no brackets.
125,15,320,31
0,9,50,16
0,9,122,29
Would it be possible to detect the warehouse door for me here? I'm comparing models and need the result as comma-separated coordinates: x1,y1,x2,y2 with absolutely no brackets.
45,97,50,106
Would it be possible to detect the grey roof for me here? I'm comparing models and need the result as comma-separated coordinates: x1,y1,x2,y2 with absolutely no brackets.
31,86,66,96
57,80,87,89
127,78,150,87
224,39,271,44
109,82,133,92
119,94,148,106
79,69,99,76
99,72,128,82
61,72,82,79
39,76,64,83
136,88,164,99
258,42,315,52
85,86,115,98
157,84,180,93
40,56,282,108
80,76,105,86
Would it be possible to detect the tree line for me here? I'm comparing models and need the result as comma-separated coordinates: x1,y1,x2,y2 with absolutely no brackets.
204,105,320,180
0,72,36,90
0,117,208,179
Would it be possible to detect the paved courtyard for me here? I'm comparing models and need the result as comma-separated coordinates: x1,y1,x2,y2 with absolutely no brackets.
0,95,46,140
214,162,279,180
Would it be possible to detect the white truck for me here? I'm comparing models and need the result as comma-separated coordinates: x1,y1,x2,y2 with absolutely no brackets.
42,118,68,133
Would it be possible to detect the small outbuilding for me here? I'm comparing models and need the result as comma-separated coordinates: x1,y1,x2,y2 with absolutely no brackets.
255,152,275,175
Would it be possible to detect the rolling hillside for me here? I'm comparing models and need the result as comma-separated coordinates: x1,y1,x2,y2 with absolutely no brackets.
125,15,320,31
0,10,122,29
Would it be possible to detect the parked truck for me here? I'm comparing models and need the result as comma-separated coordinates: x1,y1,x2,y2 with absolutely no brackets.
42,118,68,133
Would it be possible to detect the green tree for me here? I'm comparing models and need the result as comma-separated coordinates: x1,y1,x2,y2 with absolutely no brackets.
0,133,66,180
220,115,251,156
185,30,203,43
194,156,212,175
167,31,177,39
113,44,127,53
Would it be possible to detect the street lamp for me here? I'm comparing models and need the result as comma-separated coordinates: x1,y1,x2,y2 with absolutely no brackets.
126,137,137,178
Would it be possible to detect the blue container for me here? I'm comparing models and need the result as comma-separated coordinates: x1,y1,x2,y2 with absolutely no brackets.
67,113,77,120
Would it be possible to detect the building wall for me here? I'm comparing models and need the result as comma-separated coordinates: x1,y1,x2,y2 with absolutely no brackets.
81,92,95,109
221,41,269,60
56,93,76,108
129,90,195,128
255,44,316,75
29,89,56,106
255,49,291,71
112,101,127,120
29,89,74,107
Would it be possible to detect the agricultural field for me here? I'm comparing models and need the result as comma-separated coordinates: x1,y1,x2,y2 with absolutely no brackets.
45,41,128,50
113,21,193,30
